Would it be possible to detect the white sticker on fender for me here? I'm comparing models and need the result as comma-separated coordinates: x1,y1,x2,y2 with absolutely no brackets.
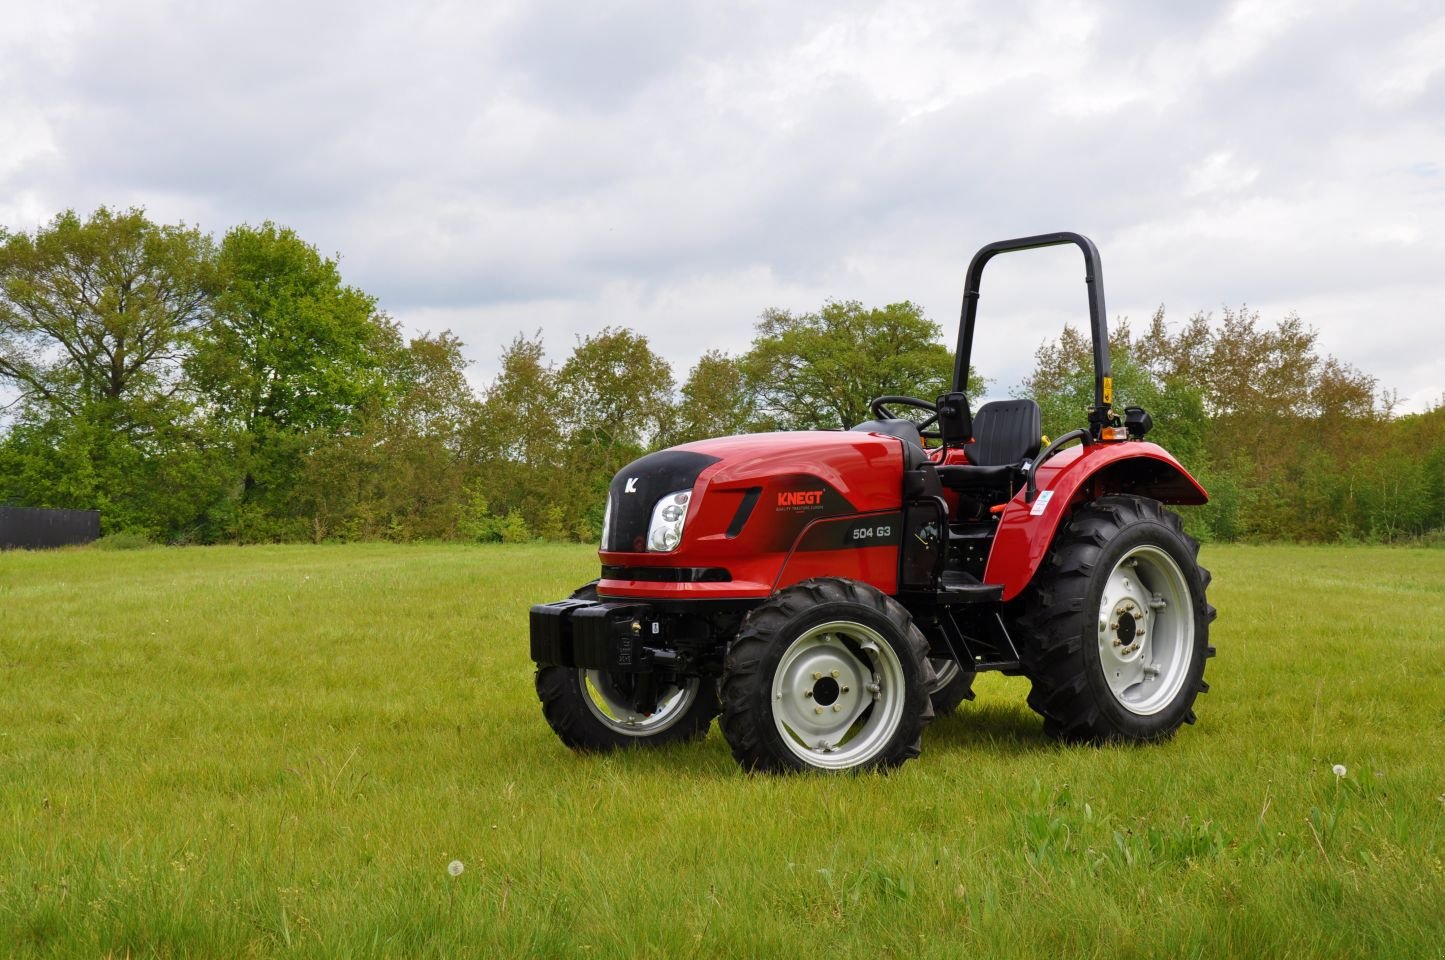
1030,490,1054,516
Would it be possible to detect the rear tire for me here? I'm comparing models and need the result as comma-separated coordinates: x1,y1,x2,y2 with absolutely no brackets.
720,578,934,773
535,583,720,751
1017,496,1216,743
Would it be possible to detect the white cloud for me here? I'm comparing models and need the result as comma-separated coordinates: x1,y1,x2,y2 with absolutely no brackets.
1365,16,1445,105
1186,151,1260,195
2,0,1443,414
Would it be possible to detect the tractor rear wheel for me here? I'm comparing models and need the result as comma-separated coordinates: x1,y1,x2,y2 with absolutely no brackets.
720,578,934,773
1018,495,1216,742
535,583,720,751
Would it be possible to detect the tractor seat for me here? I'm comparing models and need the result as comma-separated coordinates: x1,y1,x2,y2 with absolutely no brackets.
849,418,923,450
937,399,1042,488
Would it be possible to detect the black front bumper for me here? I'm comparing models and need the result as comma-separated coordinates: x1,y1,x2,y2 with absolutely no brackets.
530,598,671,673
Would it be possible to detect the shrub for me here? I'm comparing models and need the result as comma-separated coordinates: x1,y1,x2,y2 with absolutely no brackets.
93,530,153,550
499,511,532,544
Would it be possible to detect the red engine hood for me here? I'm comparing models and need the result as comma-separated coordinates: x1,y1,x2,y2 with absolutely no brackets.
598,431,906,599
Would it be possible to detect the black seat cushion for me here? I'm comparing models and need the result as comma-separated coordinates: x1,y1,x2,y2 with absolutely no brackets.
964,400,1042,467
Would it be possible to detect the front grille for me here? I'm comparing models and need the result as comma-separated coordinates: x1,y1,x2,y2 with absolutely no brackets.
600,565,732,583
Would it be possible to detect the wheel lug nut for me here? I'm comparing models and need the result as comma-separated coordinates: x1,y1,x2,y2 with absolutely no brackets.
841,686,850,694
832,704,841,712
804,690,813,698
814,707,823,715
812,672,822,681
830,670,839,679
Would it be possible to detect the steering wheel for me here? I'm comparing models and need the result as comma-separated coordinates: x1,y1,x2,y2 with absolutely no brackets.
869,395,940,439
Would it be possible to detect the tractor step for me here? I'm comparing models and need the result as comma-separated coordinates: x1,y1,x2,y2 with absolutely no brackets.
935,572,1004,605
971,659,1022,672
947,524,996,543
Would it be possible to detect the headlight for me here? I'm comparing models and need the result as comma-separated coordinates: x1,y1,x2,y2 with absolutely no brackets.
600,496,613,548
647,489,691,552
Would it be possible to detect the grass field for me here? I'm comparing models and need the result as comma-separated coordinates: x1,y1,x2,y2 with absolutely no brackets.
1,541,1443,958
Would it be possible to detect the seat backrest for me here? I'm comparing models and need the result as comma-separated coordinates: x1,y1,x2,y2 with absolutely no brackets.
965,400,1042,466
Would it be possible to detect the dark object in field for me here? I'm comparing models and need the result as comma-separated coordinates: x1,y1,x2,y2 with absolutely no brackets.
530,232,1216,773
0,506,100,550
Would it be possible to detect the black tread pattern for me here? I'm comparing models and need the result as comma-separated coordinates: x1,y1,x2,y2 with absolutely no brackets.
1016,496,1215,743
534,583,720,752
719,578,935,773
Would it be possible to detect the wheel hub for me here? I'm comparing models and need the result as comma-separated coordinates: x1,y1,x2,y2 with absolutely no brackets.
778,645,865,738
1106,597,1145,658
770,620,906,768
1095,546,1194,716
811,675,841,706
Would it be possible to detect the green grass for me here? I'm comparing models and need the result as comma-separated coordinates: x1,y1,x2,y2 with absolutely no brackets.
1,542,1442,958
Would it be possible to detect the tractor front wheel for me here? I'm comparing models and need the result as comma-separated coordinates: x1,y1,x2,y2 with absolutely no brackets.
535,582,719,751
1019,495,1216,742
720,578,934,773
535,666,718,751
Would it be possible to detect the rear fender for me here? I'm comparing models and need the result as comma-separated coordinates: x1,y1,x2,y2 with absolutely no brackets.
983,442,1207,601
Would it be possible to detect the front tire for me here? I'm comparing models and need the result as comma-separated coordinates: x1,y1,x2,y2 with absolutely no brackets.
1018,496,1216,742
536,667,719,751
535,583,720,752
720,578,934,773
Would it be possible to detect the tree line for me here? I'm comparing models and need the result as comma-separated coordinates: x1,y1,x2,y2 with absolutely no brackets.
2,208,1441,545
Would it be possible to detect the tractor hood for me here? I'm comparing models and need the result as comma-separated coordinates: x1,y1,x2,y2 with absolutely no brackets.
601,431,906,558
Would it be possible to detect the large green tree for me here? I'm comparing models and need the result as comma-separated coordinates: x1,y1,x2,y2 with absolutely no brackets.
1021,307,1391,542
555,326,674,452
473,333,562,538
554,327,674,537
298,332,479,542
1021,317,1206,470
740,300,958,430
0,207,215,417
666,349,758,445
186,223,399,539
188,223,394,437
0,208,222,536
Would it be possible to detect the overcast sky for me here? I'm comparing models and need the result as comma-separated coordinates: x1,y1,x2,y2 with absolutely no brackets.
3,0,1442,411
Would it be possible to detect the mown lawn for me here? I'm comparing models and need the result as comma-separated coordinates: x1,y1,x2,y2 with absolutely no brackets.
1,541,1442,958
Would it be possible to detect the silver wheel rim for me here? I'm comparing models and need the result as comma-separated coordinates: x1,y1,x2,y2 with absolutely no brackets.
770,620,907,770
928,657,961,695
580,670,699,737
1096,544,1194,715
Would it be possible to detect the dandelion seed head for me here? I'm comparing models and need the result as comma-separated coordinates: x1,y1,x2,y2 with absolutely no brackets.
448,860,464,877
1332,764,1347,778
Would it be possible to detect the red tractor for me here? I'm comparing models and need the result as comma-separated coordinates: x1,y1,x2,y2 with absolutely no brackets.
530,232,1215,773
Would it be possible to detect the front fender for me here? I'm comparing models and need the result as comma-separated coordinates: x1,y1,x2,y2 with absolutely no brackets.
983,442,1207,601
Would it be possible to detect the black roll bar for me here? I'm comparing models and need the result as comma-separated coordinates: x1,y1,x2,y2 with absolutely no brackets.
953,231,1114,438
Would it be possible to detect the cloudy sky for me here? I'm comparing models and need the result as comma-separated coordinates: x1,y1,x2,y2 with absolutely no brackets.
3,0,1442,410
